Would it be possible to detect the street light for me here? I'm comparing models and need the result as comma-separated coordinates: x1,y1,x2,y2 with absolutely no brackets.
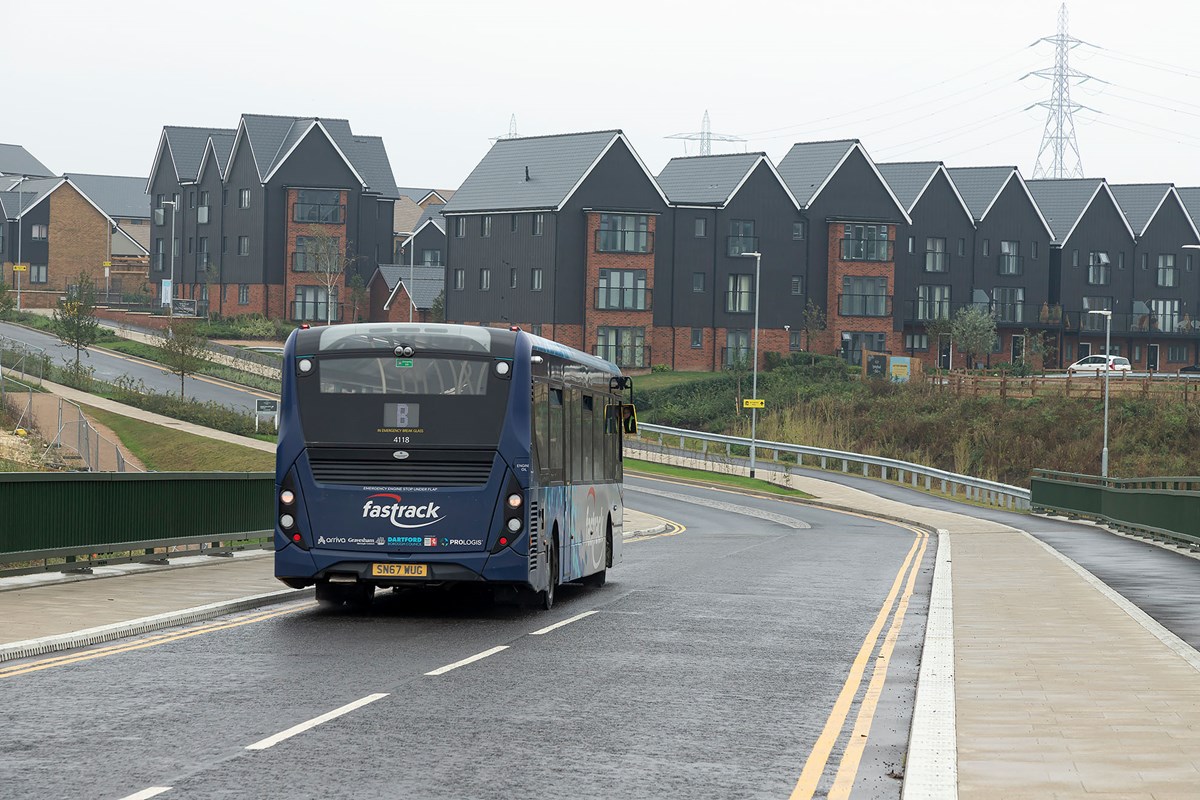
740,250,762,479
160,199,178,316
12,175,33,311
1087,309,1113,478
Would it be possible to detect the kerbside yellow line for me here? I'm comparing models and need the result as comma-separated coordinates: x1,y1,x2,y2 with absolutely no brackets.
788,528,927,800
0,603,312,679
827,527,930,799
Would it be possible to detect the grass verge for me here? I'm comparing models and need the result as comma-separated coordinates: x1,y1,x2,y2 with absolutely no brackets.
79,404,274,472
97,340,281,393
626,457,813,499
632,371,720,392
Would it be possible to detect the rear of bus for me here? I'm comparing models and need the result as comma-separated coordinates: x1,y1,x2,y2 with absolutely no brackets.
273,323,537,605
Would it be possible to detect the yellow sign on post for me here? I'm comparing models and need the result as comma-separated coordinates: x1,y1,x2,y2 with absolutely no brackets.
743,398,765,409
12,263,27,272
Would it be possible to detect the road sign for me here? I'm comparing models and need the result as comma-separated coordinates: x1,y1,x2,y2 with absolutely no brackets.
743,398,765,409
102,261,111,267
256,399,278,414
12,263,27,272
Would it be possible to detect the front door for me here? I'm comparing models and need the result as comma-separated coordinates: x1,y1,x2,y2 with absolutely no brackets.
1079,342,1092,359
938,334,952,369
1148,344,1160,372
1011,334,1025,364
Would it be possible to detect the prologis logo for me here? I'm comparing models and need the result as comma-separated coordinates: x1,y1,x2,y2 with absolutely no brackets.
362,493,444,529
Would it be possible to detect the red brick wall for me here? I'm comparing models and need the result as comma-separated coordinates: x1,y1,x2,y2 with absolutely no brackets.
48,184,109,293
825,222,899,356
285,188,349,322
582,213,655,361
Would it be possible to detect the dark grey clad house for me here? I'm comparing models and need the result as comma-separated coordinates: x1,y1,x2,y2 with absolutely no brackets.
442,130,671,365
148,114,399,321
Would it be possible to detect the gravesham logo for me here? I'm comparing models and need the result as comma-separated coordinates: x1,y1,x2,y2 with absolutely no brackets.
361,493,444,529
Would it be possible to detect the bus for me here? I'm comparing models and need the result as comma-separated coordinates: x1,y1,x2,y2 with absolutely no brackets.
273,322,636,610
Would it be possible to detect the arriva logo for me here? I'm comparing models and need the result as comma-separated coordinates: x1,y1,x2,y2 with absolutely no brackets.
362,493,444,529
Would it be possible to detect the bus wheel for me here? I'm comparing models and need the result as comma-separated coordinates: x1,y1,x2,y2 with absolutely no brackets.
315,581,343,607
539,535,559,610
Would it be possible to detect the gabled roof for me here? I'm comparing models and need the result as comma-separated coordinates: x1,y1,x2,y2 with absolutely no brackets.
149,127,237,189
0,143,54,177
401,211,447,248
65,174,150,219
776,139,911,223
442,130,668,214
1026,178,1135,245
1109,183,1177,238
1177,188,1200,234
378,264,444,310
877,161,974,224
396,187,455,205
196,133,236,181
0,177,62,218
393,197,423,236
657,152,767,205
1,177,149,254
946,166,1017,220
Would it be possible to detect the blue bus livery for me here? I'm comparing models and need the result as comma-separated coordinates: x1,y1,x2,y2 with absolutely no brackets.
274,323,634,609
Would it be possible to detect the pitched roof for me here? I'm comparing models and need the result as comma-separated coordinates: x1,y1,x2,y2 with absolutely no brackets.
777,139,910,222
443,130,663,213
396,187,455,204
202,132,236,179
1109,183,1173,237
1178,188,1200,230
0,143,54,177
159,126,237,183
656,153,766,205
1025,178,1128,244
946,166,1017,220
65,173,150,219
0,177,61,218
876,162,941,210
393,197,423,235
413,204,445,232
378,264,444,310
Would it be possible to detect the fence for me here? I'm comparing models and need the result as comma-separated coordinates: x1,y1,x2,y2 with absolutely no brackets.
926,370,1200,402
630,422,1030,510
1030,470,1200,549
0,471,274,576
0,334,48,385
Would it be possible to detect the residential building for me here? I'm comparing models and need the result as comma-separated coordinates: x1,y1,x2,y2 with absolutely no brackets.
368,264,444,323
394,205,446,270
393,187,454,262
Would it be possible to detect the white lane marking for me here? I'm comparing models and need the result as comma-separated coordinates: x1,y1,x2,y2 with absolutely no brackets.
245,693,389,751
425,645,509,676
626,485,810,528
529,610,599,636
118,789,171,800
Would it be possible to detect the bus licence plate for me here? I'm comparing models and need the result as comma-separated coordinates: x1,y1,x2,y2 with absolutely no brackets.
371,563,427,578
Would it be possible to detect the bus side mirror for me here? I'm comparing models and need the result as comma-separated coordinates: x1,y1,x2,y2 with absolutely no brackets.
620,403,638,434
609,376,632,391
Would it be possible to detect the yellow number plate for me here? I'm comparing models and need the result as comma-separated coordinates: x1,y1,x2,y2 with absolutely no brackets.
371,563,428,578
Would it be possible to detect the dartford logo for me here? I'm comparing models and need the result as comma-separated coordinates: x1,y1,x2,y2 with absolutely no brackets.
362,493,444,529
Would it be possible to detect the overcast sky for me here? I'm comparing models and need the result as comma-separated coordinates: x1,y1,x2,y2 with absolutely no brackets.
10,0,1200,191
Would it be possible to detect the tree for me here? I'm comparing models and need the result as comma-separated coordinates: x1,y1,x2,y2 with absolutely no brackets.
950,305,997,370
429,290,446,323
1022,328,1056,375
347,272,368,323
52,271,102,376
300,231,356,326
0,279,14,320
800,297,827,354
157,319,209,397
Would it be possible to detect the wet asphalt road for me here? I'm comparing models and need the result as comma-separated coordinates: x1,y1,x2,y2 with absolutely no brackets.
0,475,933,800
0,321,267,412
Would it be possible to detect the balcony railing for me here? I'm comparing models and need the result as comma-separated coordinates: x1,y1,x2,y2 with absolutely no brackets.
725,292,755,314
595,229,653,254
197,206,210,224
840,238,892,262
838,293,892,317
912,298,952,321
593,344,650,369
923,251,949,272
1061,309,1200,335
726,235,759,257
292,300,340,322
594,287,651,311
195,253,211,270
293,203,345,224
997,254,1024,275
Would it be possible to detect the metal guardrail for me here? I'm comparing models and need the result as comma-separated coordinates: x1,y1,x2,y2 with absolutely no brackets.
630,422,1031,510
1030,470,1200,549
204,340,284,372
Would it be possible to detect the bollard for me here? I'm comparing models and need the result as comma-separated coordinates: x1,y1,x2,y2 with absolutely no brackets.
842,459,849,473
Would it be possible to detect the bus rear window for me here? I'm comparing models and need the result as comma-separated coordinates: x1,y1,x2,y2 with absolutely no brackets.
317,357,490,395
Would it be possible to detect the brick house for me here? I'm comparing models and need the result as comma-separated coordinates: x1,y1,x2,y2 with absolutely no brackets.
393,187,453,263
368,264,444,323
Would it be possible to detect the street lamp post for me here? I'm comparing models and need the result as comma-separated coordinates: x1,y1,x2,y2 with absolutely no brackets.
160,199,178,316
13,175,32,311
741,250,762,479
1088,309,1113,478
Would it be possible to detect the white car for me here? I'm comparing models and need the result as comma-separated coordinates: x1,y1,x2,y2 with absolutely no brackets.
1067,355,1132,374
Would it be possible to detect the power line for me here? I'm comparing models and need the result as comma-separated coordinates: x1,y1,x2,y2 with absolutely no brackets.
1084,45,1200,81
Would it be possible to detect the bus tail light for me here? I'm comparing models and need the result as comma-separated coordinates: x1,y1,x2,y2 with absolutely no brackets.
492,477,525,553
278,473,310,551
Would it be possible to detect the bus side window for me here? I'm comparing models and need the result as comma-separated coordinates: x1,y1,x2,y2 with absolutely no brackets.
533,382,549,480
548,387,564,484
593,396,606,483
568,389,584,484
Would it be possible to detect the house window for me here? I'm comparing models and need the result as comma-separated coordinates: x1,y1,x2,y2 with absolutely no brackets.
454,217,465,238
30,264,47,284
726,273,754,313
725,329,751,366
187,236,194,254
917,284,951,320
153,238,164,271
925,237,947,272
840,276,888,316
1141,253,1149,270
957,238,965,257
293,285,338,322
692,272,705,292
481,216,492,237
597,269,648,310
510,215,518,233
294,189,343,223
693,217,707,238
982,239,990,257
793,221,806,240
531,268,543,291
1188,255,1194,272
197,237,209,270
992,286,1025,322
480,268,491,290
691,328,703,349
238,284,249,305
907,236,915,254
31,224,48,241
1088,252,1111,285
156,193,165,209
222,236,228,254
530,324,543,336
596,326,647,368
453,269,465,290
1072,249,1079,267
188,191,196,209
222,189,228,207
905,333,929,351
598,213,651,253
421,249,442,266
532,213,544,235
239,189,250,209
1157,254,1178,287
293,236,340,272
839,332,887,366
728,219,756,256
840,223,890,261
510,268,518,289
1118,252,1125,269
1031,240,1038,260
1081,296,1112,331
1151,298,1181,332
998,240,1021,275
791,276,803,295
789,330,803,351
238,236,249,256
1168,345,1189,363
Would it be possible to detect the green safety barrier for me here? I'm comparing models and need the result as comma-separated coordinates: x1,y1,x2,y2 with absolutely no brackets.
1031,470,1200,547
0,472,275,561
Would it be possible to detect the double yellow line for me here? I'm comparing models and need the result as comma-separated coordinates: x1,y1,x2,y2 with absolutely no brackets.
0,603,312,680
789,522,930,800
